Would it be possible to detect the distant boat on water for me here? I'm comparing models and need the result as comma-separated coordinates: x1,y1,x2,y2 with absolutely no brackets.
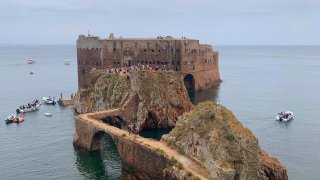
27,59,36,64
64,60,70,65
29,71,34,75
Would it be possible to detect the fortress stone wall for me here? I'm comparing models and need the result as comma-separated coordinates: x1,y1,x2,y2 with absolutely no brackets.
77,33,221,91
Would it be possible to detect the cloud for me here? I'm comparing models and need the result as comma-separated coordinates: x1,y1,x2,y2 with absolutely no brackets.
0,0,319,45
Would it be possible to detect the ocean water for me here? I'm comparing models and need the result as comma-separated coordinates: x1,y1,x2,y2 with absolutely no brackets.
0,45,319,179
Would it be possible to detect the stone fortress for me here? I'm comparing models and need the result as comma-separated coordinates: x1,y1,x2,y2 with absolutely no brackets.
77,33,221,91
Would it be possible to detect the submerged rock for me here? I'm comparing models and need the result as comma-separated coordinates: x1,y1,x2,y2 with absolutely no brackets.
162,101,288,180
75,70,193,132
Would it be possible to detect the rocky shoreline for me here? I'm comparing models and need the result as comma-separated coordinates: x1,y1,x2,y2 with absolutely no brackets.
75,70,288,180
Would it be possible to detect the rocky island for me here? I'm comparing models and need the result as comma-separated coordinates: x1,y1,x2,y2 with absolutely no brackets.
73,70,288,180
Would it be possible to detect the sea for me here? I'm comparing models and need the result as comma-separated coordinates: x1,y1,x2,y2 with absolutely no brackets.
0,45,319,180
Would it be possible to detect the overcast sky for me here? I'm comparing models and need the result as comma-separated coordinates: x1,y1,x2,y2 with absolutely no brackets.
0,0,319,45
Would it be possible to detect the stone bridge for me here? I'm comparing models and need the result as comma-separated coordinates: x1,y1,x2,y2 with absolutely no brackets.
73,109,210,180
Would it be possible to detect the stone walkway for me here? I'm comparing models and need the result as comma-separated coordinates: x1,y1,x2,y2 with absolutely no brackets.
78,110,210,180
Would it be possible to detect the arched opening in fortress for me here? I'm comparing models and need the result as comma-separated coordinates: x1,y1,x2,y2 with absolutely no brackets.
89,131,123,178
183,74,195,92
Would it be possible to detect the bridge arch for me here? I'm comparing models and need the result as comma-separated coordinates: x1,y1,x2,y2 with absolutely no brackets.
183,74,195,92
91,131,106,151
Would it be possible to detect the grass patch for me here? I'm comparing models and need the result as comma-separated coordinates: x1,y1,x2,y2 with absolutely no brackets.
193,176,201,180
178,147,186,155
170,156,184,170
226,133,235,142
122,133,127,137
156,148,165,156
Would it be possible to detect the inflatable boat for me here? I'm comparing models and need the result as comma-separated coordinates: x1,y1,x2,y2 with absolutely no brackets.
276,111,294,122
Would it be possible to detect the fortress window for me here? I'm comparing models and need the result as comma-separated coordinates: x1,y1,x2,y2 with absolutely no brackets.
152,49,154,53
165,62,168,65
172,61,174,65
153,61,155,64
149,61,152,64
117,62,120,64
82,69,85,75
113,48,116,51
177,49,179,53
158,50,161,52
185,61,187,65
96,63,98,66
144,49,147,52
177,61,180,65
145,61,148,64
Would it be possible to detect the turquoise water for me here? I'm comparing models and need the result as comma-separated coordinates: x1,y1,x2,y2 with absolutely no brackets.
0,45,319,179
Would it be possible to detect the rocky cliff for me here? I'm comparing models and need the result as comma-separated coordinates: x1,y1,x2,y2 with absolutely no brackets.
75,70,193,132
162,101,288,180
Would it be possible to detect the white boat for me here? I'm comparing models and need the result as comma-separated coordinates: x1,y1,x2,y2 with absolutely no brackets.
64,60,70,65
276,111,294,122
16,102,41,113
44,113,53,117
43,97,56,105
27,59,36,64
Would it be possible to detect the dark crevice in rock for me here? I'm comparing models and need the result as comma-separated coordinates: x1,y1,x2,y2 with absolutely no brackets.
102,116,126,129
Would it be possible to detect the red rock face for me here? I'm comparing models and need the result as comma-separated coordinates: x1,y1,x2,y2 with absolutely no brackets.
260,150,288,180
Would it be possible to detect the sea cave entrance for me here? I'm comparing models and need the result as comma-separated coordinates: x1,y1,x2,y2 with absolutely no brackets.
183,74,195,92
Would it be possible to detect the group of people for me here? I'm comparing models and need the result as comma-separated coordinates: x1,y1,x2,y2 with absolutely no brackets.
128,124,140,139
19,99,39,109
105,64,169,75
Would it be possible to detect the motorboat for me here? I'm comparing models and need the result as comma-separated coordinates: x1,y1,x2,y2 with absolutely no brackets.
27,59,36,64
16,104,40,113
44,113,53,117
29,71,34,75
276,111,294,122
16,100,41,114
4,114,17,124
64,60,70,65
43,97,56,105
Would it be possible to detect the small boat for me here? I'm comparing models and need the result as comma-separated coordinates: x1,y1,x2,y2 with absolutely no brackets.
44,113,53,117
4,114,17,124
27,59,36,64
13,114,24,123
276,111,294,122
43,97,56,105
64,60,70,65
16,100,41,114
29,71,34,75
